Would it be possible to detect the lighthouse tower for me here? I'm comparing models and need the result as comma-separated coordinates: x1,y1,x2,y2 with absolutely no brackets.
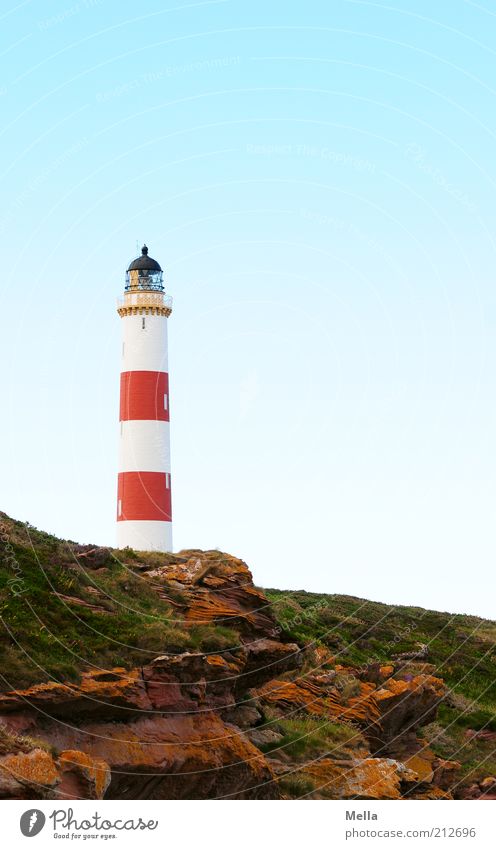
116,245,173,552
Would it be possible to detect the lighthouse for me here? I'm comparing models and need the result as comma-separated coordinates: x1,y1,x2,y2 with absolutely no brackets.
116,245,173,552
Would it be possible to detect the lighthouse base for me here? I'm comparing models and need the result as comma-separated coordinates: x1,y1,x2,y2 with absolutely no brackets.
117,520,173,553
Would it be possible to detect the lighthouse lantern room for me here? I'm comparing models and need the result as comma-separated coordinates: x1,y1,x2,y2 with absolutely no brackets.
116,245,173,552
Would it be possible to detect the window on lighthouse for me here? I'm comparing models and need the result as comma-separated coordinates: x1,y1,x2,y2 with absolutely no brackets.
163,393,168,411
142,317,146,329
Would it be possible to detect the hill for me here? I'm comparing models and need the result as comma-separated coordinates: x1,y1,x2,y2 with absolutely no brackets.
0,511,494,799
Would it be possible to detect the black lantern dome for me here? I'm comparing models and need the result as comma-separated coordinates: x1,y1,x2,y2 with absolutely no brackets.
125,245,164,291
127,244,162,273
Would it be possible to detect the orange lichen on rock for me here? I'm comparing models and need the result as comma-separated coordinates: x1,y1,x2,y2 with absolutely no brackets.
253,676,381,727
150,552,278,636
254,678,333,716
0,749,58,789
0,668,151,716
57,750,111,799
372,674,446,742
403,748,436,783
297,757,406,800
375,674,445,703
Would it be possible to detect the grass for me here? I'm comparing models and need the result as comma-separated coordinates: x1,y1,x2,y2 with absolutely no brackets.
278,773,317,799
259,714,367,761
0,723,55,757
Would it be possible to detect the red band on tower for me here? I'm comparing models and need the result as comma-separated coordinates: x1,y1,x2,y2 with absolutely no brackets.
117,471,172,522
120,370,169,422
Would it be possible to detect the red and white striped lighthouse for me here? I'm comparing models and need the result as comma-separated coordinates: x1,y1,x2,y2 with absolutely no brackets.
116,245,173,552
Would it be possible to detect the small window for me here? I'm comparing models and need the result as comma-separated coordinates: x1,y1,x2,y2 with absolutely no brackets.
142,317,146,329
164,393,168,411
165,473,170,489
118,499,122,516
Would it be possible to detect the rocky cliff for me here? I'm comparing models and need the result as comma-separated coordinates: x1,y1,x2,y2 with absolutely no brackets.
0,513,494,800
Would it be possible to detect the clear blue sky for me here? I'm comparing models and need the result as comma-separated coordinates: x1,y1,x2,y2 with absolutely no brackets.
1,0,496,617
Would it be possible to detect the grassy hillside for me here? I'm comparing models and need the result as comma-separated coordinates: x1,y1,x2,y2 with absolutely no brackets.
265,588,496,783
0,512,495,787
